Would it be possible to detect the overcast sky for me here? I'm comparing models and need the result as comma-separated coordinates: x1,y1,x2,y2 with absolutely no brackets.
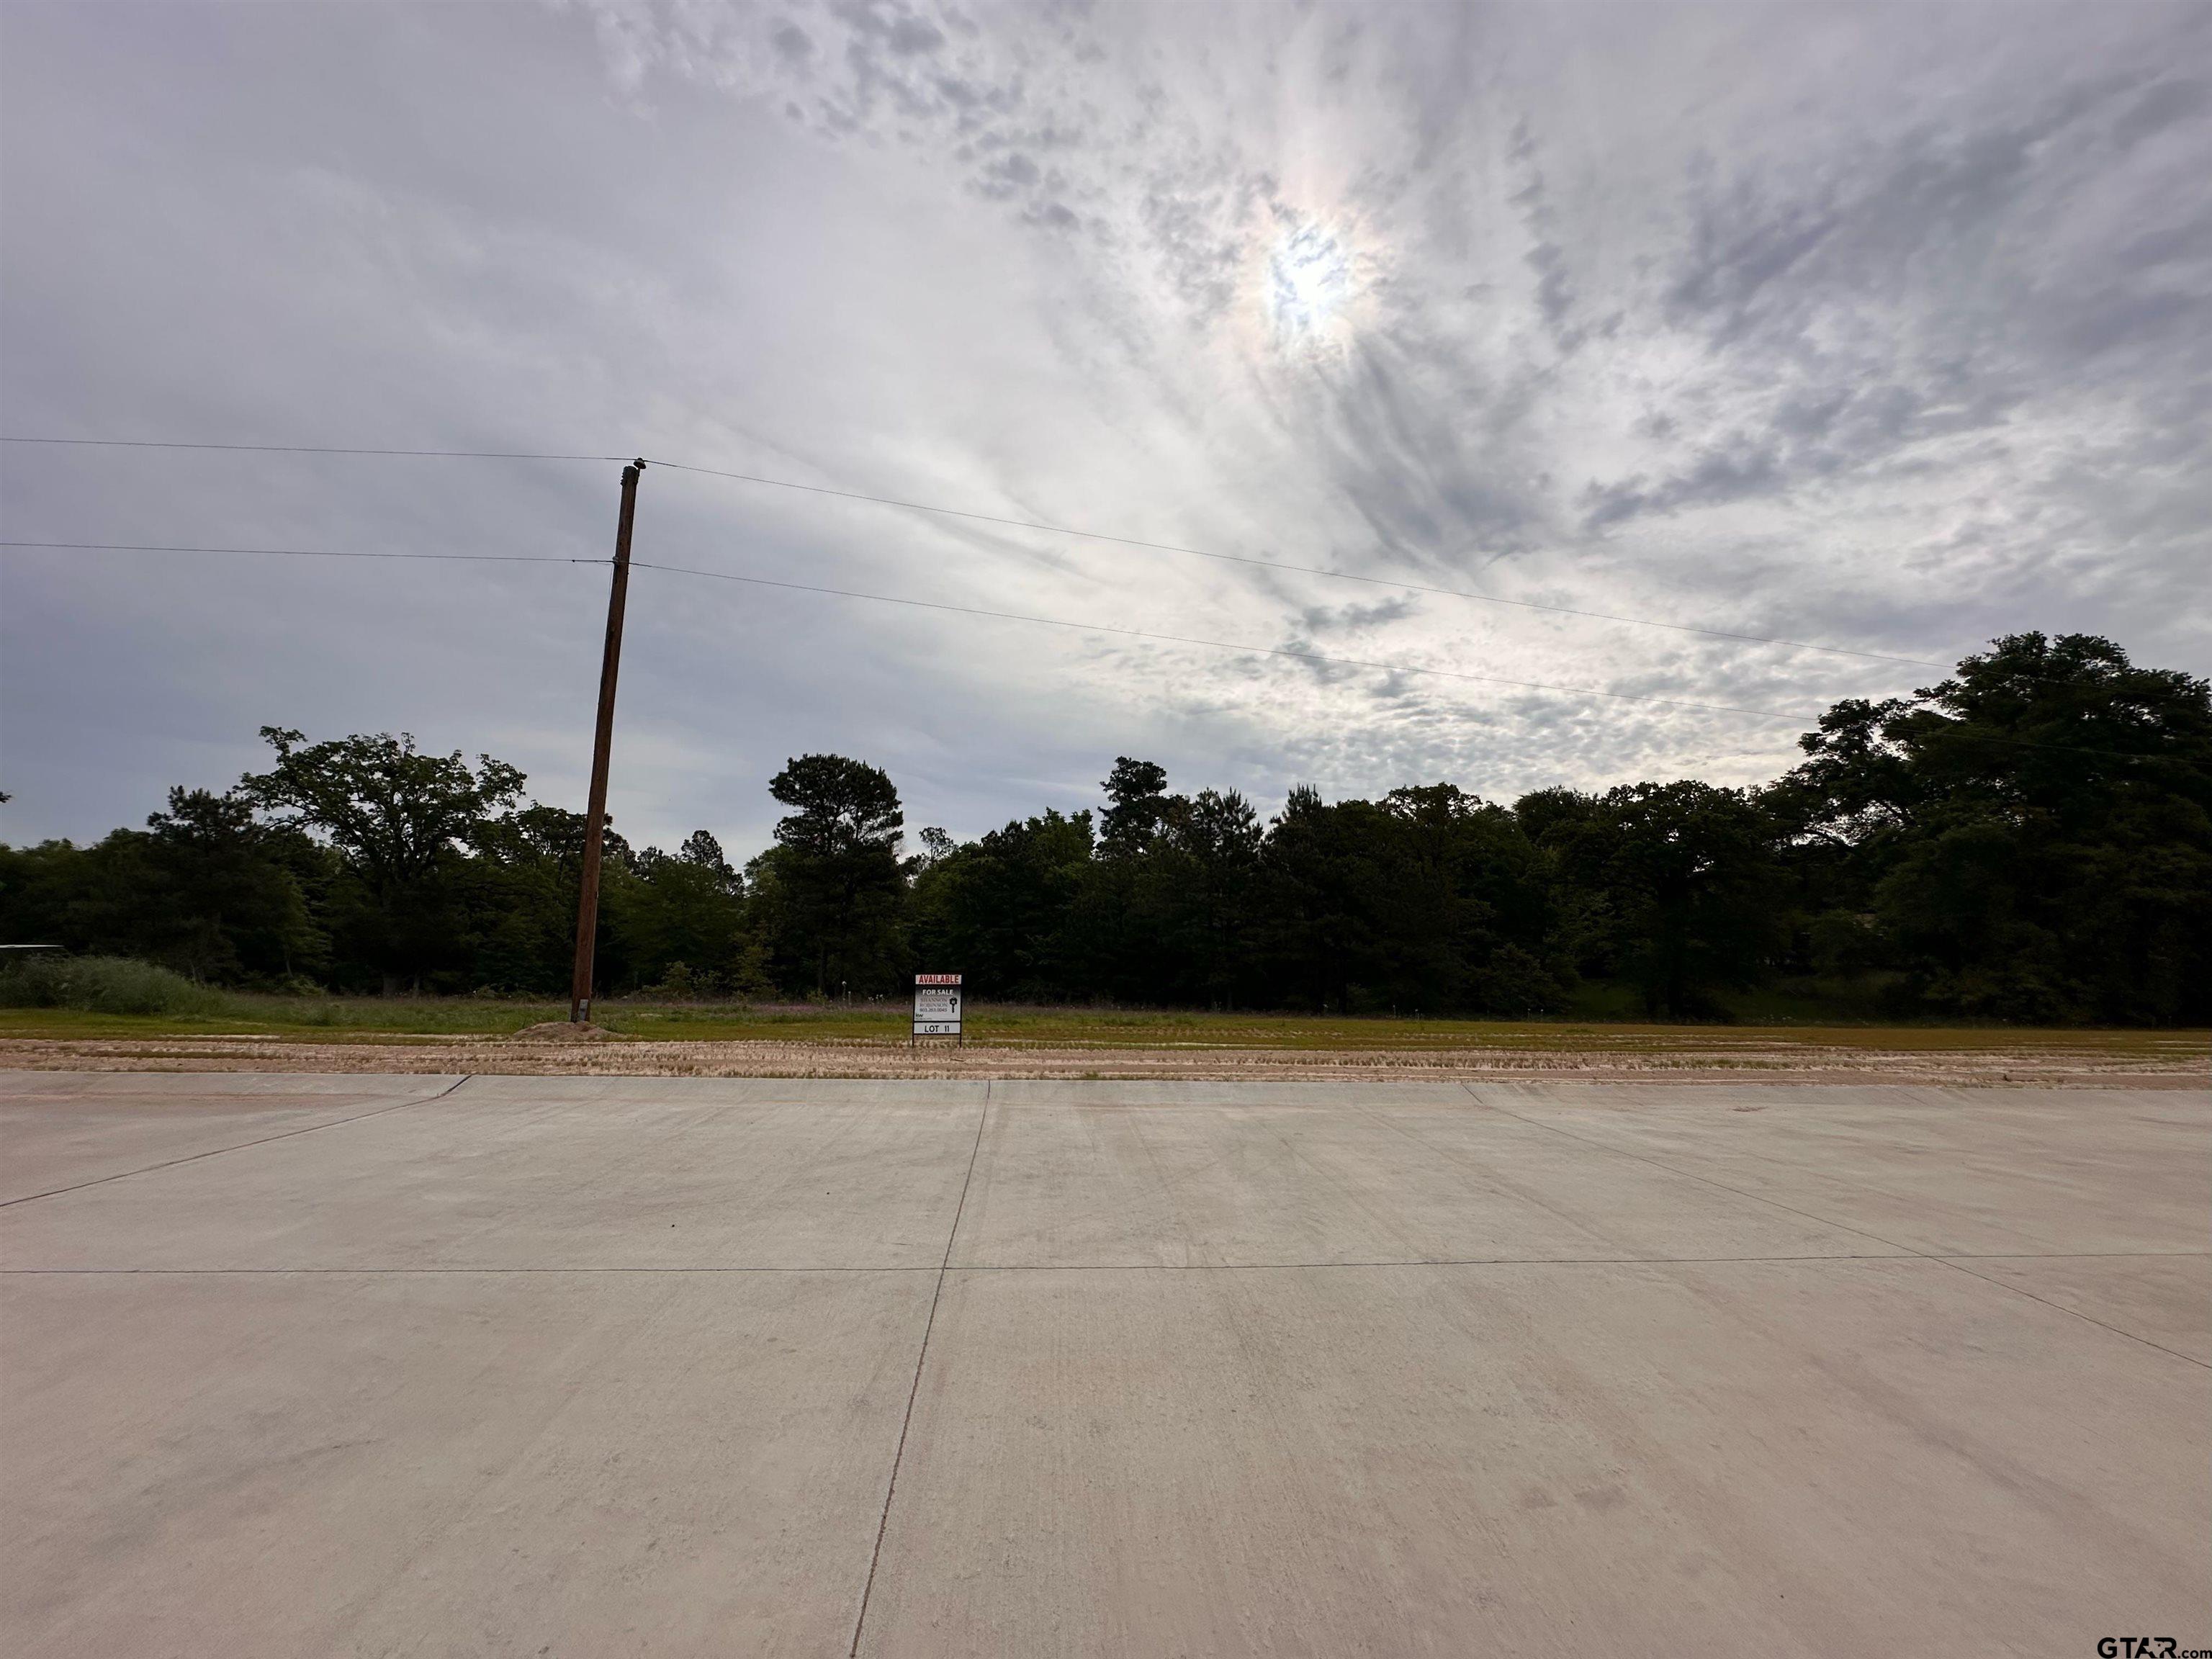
4,1,2206,858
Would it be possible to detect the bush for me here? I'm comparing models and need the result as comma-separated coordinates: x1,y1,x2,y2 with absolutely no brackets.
0,953,230,1016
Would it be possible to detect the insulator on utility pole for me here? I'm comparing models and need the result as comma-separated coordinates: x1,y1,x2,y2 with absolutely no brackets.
569,459,645,1024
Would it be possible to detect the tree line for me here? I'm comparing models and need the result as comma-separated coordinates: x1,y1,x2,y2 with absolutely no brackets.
4,633,2207,1024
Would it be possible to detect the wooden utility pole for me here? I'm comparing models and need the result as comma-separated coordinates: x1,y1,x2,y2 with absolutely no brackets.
569,459,645,1023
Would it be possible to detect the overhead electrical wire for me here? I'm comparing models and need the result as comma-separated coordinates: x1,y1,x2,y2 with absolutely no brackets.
0,437,626,462
0,531,1814,721
0,433,1947,669
0,531,2173,762
1,539,598,566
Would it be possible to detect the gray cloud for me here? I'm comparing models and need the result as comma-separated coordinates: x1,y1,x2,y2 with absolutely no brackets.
1291,595,1423,641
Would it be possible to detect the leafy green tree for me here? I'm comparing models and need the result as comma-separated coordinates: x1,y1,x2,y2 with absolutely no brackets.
238,727,525,992
0,833,173,969
1531,781,1781,1017
140,788,324,981
0,839,104,953
912,810,1094,997
619,831,749,992
1098,757,1173,854
464,804,611,993
1258,783,1568,1015
1375,784,1569,1013
1254,786,1395,1011
679,830,734,872
1142,788,1264,1006
914,826,957,870
757,754,907,996
0,791,325,984
1773,633,2212,1022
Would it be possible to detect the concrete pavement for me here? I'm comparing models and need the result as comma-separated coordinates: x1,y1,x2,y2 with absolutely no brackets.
3,1071,2206,1655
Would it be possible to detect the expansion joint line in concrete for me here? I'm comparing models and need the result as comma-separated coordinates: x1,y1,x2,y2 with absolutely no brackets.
0,1075,477,1210
848,1079,992,1658
4,1251,2206,1280
1458,1082,2212,1373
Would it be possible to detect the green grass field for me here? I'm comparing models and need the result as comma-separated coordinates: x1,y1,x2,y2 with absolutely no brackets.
1,997,2202,1057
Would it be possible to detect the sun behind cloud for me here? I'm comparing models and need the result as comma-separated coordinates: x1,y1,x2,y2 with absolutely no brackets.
1264,218,1361,351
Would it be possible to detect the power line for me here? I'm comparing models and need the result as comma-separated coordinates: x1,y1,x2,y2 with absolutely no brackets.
0,531,1819,718
2,531,2172,763
1,539,599,565
628,557,1819,724
0,433,1949,669
642,455,1951,670
1,436,624,462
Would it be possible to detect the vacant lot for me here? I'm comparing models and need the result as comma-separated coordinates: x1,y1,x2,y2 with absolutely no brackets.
2,1071,2205,1656
2,1004,2204,1087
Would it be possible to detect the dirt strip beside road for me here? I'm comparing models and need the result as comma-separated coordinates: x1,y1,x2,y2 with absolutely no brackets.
2,1035,2201,1087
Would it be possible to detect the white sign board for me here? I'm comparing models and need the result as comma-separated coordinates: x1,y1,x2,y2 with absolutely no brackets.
913,973,963,1038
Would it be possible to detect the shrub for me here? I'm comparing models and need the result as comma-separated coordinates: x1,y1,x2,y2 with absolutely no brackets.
0,954,230,1017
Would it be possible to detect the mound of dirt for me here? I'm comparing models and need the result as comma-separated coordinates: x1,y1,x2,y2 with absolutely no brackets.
509,1021,620,1042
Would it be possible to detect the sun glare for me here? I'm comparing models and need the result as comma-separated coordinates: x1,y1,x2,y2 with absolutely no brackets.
1265,220,1356,343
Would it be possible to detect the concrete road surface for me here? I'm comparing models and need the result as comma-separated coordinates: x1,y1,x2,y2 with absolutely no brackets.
2,1071,2205,1656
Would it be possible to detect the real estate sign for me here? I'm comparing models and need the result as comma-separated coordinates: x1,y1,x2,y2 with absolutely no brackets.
913,973,963,1039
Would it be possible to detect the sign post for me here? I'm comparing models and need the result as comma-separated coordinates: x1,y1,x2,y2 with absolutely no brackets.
912,974,963,1046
